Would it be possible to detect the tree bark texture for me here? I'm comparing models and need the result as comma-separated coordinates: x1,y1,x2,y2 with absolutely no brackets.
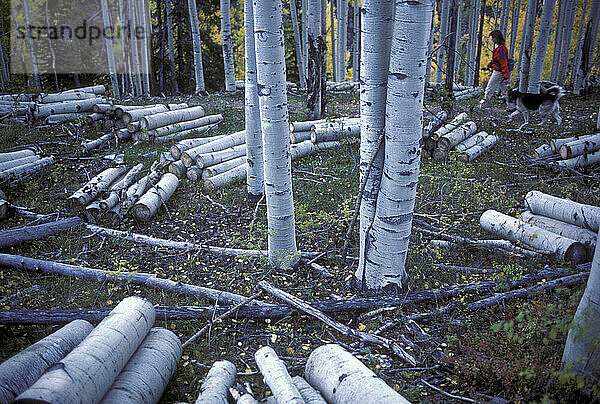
525,190,600,232
194,360,237,404
0,217,82,249
518,0,538,92
307,0,325,119
291,376,326,404
527,0,556,93
188,0,206,93
254,346,305,404
220,0,236,91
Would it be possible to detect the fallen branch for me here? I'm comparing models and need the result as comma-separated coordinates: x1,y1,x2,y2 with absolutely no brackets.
0,217,83,249
0,253,270,307
259,281,416,365
419,379,475,403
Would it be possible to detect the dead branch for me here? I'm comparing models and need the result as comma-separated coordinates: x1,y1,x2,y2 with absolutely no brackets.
0,217,83,248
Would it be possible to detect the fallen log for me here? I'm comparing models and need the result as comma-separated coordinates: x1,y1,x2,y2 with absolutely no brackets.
67,166,129,212
520,210,597,254
230,383,259,404
534,143,554,158
290,119,326,133
310,121,360,143
550,134,598,153
194,360,237,404
455,131,490,152
14,297,155,404
458,133,498,161
81,132,112,154
35,98,104,119
255,346,304,404
0,155,40,172
170,136,225,159
0,265,584,324
100,327,182,404
0,217,83,249
0,319,93,403
304,344,411,404
0,199,7,219
197,144,247,169
431,112,468,140
187,166,203,182
423,110,448,138
0,253,267,306
292,376,326,404
0,157,55,184
202,156,246,180
36,91,97,105
132,173,179,221
550,148,600,171
153,124,218,144
290,131,312,144
480,210,587,263
98,164,145,211
181,131,246,167
559,133,600,159
151,114,223,138
204,164,247,190
436,121,478,150
168,160,188,178
140,105,206,130
45,113,89,124
467,272,589,311
0,149,36,163
525,190,600,232
122,104,179,125
258,281,416,364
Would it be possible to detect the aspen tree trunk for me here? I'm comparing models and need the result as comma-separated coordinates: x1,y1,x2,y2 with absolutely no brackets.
337,0,348,81
425,2,435,82
15,297,156,404
518,0,537,92
445,0,458,91
508,0,522,60
562,239,600,380
357,0,433,292
255,347,305,404
304,344,411,404
137,0,151,95
453,0,462,80
253,0,299,269
166,0,179,93
140,105,205,129
352,0,360,82
356,0,393,290
188,0,206,93
100,328,182,404
499,0,510,33
101,0,121,99
465,0,479,85
307,0,325,119
473,0,486,86
21,0,40,89
550,0,564,82
221,0,236,91
557,0,577,85
289,0,307,89
194,361,236,404
580,0,600,89
527,0,556,93
0,320,93,403
244,0,265,199
435,0,450,83
330,0,337,82
129,0,143,96
302,0,309,81
569,0,589,88
119,0,131,96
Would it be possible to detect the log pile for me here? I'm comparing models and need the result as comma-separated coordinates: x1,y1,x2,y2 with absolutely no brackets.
480,190,598,264
4,296,181,404
235,79,298,92
326,81,360,93
422,113,496,161
426,82,483,99
532,133,600,170
66,162,179,224
0,149,54,186
194,344,409,404
289,117,359,144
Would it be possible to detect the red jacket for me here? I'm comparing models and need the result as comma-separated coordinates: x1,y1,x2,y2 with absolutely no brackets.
487,44,509,79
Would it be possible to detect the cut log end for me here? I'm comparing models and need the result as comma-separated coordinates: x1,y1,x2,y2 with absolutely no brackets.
132,205,152,222
565,243,588,265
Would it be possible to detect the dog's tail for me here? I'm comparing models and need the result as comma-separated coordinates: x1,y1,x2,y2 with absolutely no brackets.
541,84,565,100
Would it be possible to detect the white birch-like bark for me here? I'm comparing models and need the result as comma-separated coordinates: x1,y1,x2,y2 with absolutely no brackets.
291,131,312,143
435,0,450,83
464,0,476,85
455,130,491,151
562,240,600,379
310,121,360,142
480,209,587,263
253,0,299,269
37,91,97,104
21,0,40,89
550,0,566,82
357,0,433,292
0,156,54,184
203,155,246,179
453,0,463,80
244,0,265,197
255,346,305,404
508,0,522,59
0,320,93,403
519,0,538,92
430,112,467,140
194,360,236,404
307,0,324,118
67,166,129,212
35,98,105,119
527,0,556,93
337,0,348,81
425,3,435,82
304,344,411,404
166,0,178,93
291,376,326,404
289,0,307,89
559,134,600,159
196,144,247,168
204,164,246,189
15,297,156,403
168,160,188,178
133,173,179,221
352,0,360,82
129,0,143,96
188,0,206,93
534,143,553,158
356,0,394,290
181,130,246,166
520,210,597,253
557,0,577,85
302,0,309,80
220,0,236,91
123,105,174,125
170,136,225,159
140,106,205,129
330,0,337,82
151,114,223,137
136,0,151,95
436,121,477,150
525,190,600,232
0,155,40,172
458,133,498,161
100,0,121,99
499,0,510,33
100,328,182,404
550,134,598,152
187,166,203,182
569,0,589,88
119,0,131,96
44,113,90,124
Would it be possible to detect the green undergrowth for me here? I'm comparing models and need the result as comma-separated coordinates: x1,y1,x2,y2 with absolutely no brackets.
0,90,599,402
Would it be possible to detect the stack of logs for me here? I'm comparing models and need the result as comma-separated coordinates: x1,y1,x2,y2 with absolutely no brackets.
426,82,483,100
423,112,497,161
0,94,35,124
480,190,598,264
532,133,600,170
168,118,358,191
0,297,181,403
0,149,55,187
326,81,360,93
66,163,179,224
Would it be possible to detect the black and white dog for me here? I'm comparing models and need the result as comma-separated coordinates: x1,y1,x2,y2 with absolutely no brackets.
507,83,565,130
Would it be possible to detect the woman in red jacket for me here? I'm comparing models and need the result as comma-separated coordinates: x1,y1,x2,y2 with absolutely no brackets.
480,30,510,106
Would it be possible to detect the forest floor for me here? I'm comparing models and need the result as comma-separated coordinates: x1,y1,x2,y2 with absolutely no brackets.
0,86,599,403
